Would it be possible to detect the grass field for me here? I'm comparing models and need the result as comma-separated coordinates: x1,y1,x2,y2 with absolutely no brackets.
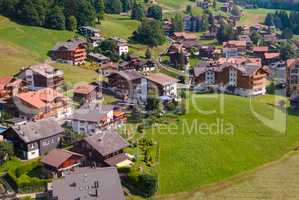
145,94,299,195
238,8,281,26
0,16,96,83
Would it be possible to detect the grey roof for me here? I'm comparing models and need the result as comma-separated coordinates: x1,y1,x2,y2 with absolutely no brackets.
52,39,86,51
88,53,110,62
10,119,64,143
84,131,129,156
110,70,143,81
51,167,125,200
71,103,114,122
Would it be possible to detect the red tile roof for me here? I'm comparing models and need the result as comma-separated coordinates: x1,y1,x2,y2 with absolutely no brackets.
0,76,13,90
42,149,83,169
264,52,280,60
16,88,63,109
73,84,97,95
253,46,269,52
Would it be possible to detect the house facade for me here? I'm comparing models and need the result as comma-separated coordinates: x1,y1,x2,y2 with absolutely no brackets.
17,63,64,91
13,88,72,121
51,39,87,65
193,61,268,96
73,84,99,104
74,131,131,167
70,104,126,135
3,119,64,160
107,70,147,103
41,149,84,177
287,58,299,96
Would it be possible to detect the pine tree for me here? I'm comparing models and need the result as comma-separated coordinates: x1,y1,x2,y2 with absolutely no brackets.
66,16,77,31
96,0,105,22
145,48,152,59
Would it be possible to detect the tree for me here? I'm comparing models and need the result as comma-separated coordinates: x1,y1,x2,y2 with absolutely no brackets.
96,0,105,22
17,0,47,26
279,41,296,60
105,0,122,14
264,13,274,26
216,24,235,43
145,96,160,111
231,5,241,16
133,19,166,46
139,173,158,197
131,2,145,20
281,28,293,39
250,31,262,45
147,5,163,20
186,5,192,14
171,13,184,32
121,0,132,12
201,14,209,31
0,141,14,162
66,15,77,31
145,48,152,59
46,6,65,30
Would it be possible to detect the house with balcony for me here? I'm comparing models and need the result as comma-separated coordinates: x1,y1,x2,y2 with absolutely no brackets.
70,103,126,135
145,73,179,100
13,88,72,121
17,63,64,91
73,131,131,167
73,83,100,105
3,119,64,160
193,60,269,96
78,26,100,37
111,37,129,56
107,70,147,103
51,39,87,65
287,58,299,96
41,149,84,177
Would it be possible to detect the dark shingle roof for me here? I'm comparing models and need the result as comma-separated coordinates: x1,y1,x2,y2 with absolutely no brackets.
10,119,64,143
41,149,83,169
84,131,129,156
51,167,125,200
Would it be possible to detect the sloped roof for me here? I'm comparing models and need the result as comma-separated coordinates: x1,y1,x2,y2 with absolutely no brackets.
9,119,64,143
84,131,129,156
41,149,83,168
146,73,179,86
0,76,13,90
52,39,86,51
73,84,97,95
51,167,125,200
71,103,114,122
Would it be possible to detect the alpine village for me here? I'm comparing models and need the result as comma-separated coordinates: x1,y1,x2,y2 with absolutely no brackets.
0,0,299,199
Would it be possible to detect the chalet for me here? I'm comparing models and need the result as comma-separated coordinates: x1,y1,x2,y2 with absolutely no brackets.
167,43,190,68
87,53,111,64
13,88,72,121
107,70,147,103
183,16,202,32
193,60,268,96
49,167,125,200
172,32,197,42
70,103,126,134
78,26,100,37
73,84,99,104
0,76,25,100
264,52,280,65
119,57,156,72
287,58,299,96
201,31,217,40
199,45,215,58
253,46,269,58
262,34,277,43
41,149,84,177
238,35,253,47
17,63,64,91
223,47,239,58
100,62,119,76
51,39,87,65
3,119,64,160
220,3,232,12
163,20,174,36
111,37,129,56
146,73,179,100
74,131,131,167
223,40,247,52
87,36,103,47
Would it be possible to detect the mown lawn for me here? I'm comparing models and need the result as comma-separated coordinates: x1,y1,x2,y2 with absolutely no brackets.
145,94,299,195
238,8,283,26
0,16,96,84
